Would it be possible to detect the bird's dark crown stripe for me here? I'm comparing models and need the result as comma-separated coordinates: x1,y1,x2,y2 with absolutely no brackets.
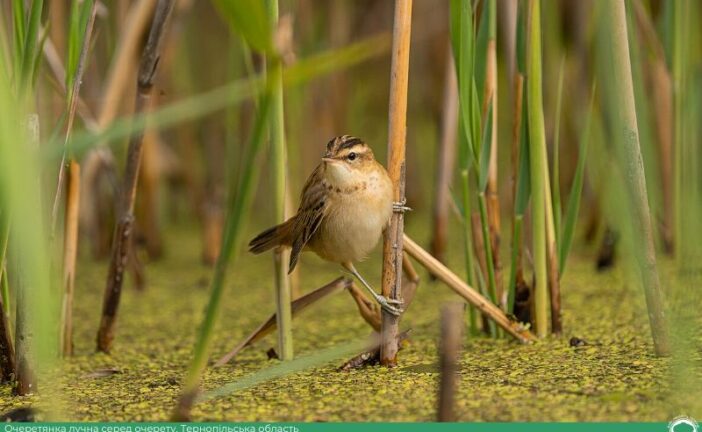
338,137,364,151
326,135,365,154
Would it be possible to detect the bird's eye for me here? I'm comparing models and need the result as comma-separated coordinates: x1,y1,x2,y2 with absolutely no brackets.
347,152,357,161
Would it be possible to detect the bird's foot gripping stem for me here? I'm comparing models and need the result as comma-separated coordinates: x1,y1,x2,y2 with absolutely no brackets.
393,198,412,214
343,262,404,317
374,293,403,317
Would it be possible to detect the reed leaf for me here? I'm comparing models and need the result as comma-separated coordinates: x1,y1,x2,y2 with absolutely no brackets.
559,86,594,275
19,0,44,94
66,0,94,92
200,338,370,402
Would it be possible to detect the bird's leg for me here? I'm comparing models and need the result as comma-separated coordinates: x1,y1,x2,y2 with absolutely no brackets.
393,198,412,213
342,262,402,316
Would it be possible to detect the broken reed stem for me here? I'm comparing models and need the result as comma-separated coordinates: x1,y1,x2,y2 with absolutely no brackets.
403,234,533,343
437,303,463,422
214,278,349,366
380,0,413,366
603,0,669,356
526,0,549,338
97,0,176,353
430,50,458,263
267,0,294,362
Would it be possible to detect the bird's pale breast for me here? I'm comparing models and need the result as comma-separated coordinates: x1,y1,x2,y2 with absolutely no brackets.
308,165,393,264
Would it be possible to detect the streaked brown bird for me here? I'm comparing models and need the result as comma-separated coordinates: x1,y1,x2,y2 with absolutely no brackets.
249,135,405,315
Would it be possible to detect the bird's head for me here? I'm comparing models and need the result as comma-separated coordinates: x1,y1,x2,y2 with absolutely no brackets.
321,135,376,185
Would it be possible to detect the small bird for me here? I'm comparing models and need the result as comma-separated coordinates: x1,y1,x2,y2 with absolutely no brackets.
249,135,404,316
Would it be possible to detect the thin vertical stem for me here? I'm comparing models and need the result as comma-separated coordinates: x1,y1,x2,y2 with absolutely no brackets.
380,0,413,366
460,170,478,334
266,0,293,362
542,150,561,334
60,160,80,356
97,0,176,353
483,0,502,307
526,0,549,337
603,0,670,356
430,51,458,264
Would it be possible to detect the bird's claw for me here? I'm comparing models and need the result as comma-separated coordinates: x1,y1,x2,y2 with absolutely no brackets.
393,199,412,214
378,295,403,316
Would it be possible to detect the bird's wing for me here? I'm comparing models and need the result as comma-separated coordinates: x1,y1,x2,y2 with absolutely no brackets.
288,164,328,273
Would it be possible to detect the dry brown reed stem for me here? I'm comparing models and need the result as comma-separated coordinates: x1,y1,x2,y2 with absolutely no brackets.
437,303,463,422
510,75,526,302
214,278,350,366
98,0,158,128
633,2,674,253
430,51,458,263
14,115,40,395
348,282,382,331
97,0,175,353
380,0,413,366
403,234,534,343
137,97,164,258
483,31,502,303
604,0,669,356
60,160,81,356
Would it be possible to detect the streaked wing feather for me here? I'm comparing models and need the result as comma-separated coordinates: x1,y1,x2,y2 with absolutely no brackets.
288,164,328,272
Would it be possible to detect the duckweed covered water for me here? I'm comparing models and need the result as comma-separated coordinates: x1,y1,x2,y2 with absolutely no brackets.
0,223,698,421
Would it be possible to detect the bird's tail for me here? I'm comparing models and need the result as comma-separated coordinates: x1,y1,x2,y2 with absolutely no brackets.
248,219,293,254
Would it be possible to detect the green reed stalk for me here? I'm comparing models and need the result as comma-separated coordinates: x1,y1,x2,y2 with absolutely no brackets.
266,0,294,361
601,0,670,356
551,58,565,252
526,0,548,337
460,170,478,334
